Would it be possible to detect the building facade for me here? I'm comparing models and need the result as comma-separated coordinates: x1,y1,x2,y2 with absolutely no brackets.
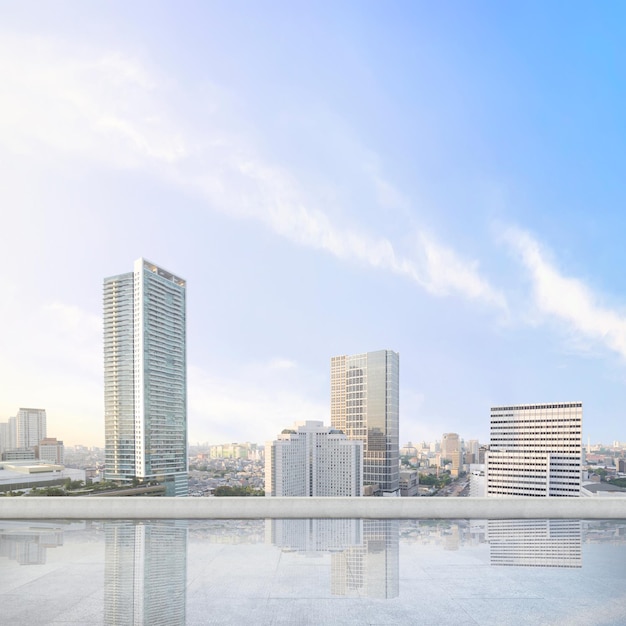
265,421,363,497
104,258,188,496
37,438,64,465
486,402,583,497
441,432,462,477
331,350,399,495
15,408,47,450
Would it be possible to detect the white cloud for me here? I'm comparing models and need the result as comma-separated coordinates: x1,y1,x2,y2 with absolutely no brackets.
0,34,505,315
415,232,508,309
0,35,185,167
506,227,626,359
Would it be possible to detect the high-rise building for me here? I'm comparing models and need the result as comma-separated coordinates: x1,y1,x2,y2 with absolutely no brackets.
265,421,363,497
0,422,8,455
104,258,188,497
15,408,46,449
466,439,480,464
441,432,462,477
486,402,583,497
330,350,400,496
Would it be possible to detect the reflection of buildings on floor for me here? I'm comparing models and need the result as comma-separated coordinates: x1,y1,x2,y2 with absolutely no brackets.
332,520,399,598
0,521,64,565
105,521,187,625
487,519,582,568
268,519,399,598
268,518,363,551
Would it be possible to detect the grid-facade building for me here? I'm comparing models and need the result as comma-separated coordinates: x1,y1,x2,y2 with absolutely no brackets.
104,258,188,496
487,519,582,568
331,350,399,495
16,408,46,449
486,402,583,497
265,421,363,497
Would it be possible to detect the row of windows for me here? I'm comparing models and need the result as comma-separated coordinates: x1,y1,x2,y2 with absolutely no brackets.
492,403,582,411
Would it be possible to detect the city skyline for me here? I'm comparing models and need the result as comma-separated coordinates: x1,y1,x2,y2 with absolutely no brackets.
3,3,626,447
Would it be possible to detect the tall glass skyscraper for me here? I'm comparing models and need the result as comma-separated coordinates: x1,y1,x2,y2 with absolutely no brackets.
331,350,400,495
104,258,188,496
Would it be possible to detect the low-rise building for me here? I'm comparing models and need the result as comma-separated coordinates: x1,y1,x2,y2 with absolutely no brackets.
399,470,419,497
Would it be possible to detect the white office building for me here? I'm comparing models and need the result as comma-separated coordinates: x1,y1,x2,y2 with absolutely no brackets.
15,408,47,450
37,438,64,465
104,258,188,496
486,402,583,497
331,350,400,495
265,421,363,497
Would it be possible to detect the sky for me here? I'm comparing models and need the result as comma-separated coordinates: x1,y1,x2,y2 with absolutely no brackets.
1,1,626,447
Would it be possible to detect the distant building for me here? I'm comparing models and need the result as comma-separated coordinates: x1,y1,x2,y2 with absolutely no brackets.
265,421,363,497
2,448,36,461
104,259,188,496
465,439,480,464
331,350,400,496
441,433,461,477
0,461,84,493
210,442,259,460
16,408,46,450
0,422,8,455
469,464,486,497
581,482,626,497
486,402,583,497
400,442,418,459
37,438,64,464
399,470,419,497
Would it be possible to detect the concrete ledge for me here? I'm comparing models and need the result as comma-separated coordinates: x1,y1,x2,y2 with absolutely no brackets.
1,497,625,519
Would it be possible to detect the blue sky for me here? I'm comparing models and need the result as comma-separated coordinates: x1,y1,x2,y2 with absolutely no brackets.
1,1,626,447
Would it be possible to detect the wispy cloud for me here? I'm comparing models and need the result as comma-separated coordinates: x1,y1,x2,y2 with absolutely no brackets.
194,157,507,310
506,226,626,359
0,35,185,166
0,34,505,314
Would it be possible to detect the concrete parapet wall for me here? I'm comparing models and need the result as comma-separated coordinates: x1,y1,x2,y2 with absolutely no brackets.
1,497,625,519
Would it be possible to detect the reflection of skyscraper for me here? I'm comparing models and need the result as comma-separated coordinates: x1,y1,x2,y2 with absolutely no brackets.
331,350,400,495
268,519,363,552
487,519,582,568
486,402,583,497
0,522,63,565
331,520,399,598
104,521,187,625
104,259,188,496
267,519,399,599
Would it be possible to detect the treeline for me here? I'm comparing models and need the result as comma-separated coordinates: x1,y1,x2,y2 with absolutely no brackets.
213,486,265,496
418,473,452,489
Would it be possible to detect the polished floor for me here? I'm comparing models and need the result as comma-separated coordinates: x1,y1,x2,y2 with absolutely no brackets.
1,519,625,625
